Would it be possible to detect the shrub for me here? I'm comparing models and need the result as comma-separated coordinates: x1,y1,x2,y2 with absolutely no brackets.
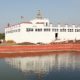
6,40,16,44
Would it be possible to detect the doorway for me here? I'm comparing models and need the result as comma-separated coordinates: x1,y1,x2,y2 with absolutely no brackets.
55,33,58,40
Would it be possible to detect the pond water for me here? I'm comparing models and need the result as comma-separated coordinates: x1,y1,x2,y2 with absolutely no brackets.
0,52,80,80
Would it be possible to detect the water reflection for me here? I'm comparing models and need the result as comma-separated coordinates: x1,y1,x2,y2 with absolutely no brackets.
5,53,80,75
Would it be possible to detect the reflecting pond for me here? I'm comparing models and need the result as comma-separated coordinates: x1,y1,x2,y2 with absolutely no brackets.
0,52,80,80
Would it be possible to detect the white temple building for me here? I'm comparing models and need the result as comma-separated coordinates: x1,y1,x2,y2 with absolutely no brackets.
5,10,80,43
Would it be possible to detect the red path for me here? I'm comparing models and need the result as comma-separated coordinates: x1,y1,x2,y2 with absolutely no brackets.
0,43,80,58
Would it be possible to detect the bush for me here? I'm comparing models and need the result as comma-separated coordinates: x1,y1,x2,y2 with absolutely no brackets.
0,33,5,39
17,42,35,45
6,40,16,44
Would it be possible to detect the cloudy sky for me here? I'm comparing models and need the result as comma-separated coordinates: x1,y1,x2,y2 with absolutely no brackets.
0,0,80,32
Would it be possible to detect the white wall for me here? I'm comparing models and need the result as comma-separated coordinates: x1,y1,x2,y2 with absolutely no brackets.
5,18,80,43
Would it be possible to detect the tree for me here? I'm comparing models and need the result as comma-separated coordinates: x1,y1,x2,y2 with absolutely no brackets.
0,33,5,39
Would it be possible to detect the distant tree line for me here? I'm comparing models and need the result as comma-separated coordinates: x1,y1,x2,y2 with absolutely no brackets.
0,33,5,39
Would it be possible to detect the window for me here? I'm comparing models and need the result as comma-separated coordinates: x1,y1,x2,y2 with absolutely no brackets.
46,22,48,26
44,28,50,32
6,29,21,34
26,28,33,32
17,29,20,32
35,28,42,32
75,29,80,32
60,29,66,32
68,29,73,32
52,29,58,32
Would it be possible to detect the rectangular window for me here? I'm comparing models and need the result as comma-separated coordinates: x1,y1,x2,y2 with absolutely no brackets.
75,29,80,32
60,29,66,32
68,29,73,32
26,28,33,32
35,28,42,32
44,28,50,32
52,29,58,32
18,29,20,32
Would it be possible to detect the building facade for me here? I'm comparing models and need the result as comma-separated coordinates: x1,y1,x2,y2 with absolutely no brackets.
5,11,80,43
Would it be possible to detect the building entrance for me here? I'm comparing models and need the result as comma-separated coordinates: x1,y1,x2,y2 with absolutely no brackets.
55,33,58,40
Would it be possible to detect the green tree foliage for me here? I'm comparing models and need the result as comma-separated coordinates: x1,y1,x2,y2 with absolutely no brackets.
0,33,5,39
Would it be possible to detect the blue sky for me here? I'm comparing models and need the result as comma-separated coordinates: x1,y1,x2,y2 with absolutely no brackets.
0,0,80,32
